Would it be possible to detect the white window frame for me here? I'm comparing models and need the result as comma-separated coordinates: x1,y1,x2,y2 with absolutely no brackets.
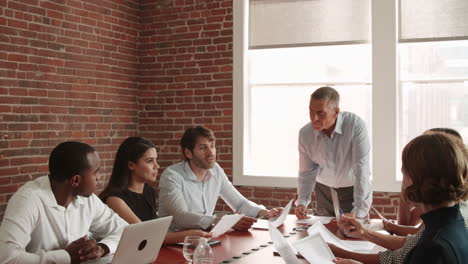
233,0,402,192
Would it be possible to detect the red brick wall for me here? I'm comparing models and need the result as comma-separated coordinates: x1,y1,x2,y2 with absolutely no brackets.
138,0,234,169
0,0,400,221
138,0,237,211
0,0,140,220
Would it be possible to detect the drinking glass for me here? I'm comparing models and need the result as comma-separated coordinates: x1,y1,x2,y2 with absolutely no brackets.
182,236,200,263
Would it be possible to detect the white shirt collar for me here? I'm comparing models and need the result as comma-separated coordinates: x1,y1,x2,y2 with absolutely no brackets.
41,176,86,209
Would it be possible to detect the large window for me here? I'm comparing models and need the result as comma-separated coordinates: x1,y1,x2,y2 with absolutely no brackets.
247,46,371,177
398,41,468,179
233,0,468,191
398,0,468,179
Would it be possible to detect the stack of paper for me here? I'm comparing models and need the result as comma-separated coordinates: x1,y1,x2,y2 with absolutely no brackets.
268,217,386,263
269,221,335,264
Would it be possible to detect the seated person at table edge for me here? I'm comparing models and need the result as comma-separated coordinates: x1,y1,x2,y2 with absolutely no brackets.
158,125,282,231
386,127,465,236
0,141,127,264
333,132,468,264
99,137,210,244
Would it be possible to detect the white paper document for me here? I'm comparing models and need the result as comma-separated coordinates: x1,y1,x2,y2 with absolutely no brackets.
292,233,335,264
251,219,270,229
307,222,385,254
296,216,334,225
307,221,351,250
270,199,293,227
341,240,386,254
252,199,293,229
269,222,300,264
210,214,244,237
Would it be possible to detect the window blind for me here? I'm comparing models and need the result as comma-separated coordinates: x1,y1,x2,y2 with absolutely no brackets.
249,0,371,49
400,0,468,42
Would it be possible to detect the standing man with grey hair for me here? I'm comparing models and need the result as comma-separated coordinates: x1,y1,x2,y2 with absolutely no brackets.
294,86,372,220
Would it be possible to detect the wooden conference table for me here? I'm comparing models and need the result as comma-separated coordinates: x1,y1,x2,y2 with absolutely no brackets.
155,215,343,264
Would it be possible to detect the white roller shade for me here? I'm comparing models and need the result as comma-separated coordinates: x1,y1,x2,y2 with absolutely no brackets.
400,0,468,42
249,0,371,49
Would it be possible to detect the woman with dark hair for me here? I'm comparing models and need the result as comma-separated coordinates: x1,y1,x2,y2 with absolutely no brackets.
332,132,468,264
100,137,210,244
397,133,468,263
388,127,465,235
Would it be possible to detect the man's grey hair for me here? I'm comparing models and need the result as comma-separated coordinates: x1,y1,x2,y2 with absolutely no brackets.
311,86,340,109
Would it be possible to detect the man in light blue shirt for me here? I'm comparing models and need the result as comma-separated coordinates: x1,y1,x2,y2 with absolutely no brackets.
158,126,281,231
295,87,372,219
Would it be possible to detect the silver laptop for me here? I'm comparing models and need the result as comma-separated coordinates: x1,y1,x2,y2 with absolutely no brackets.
85,216,172,264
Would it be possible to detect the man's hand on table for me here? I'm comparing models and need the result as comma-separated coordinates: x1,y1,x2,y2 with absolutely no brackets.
295,205,311,219
65,235,108,264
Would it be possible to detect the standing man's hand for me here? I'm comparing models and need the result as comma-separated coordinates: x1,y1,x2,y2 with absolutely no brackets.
295,205,310,219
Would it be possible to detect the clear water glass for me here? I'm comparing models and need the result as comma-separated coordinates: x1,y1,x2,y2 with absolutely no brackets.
183,236,200,262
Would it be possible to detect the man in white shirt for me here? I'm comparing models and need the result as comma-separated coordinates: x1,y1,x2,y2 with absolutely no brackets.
158,125,281,231
295,87,372,219
0,141,127,264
